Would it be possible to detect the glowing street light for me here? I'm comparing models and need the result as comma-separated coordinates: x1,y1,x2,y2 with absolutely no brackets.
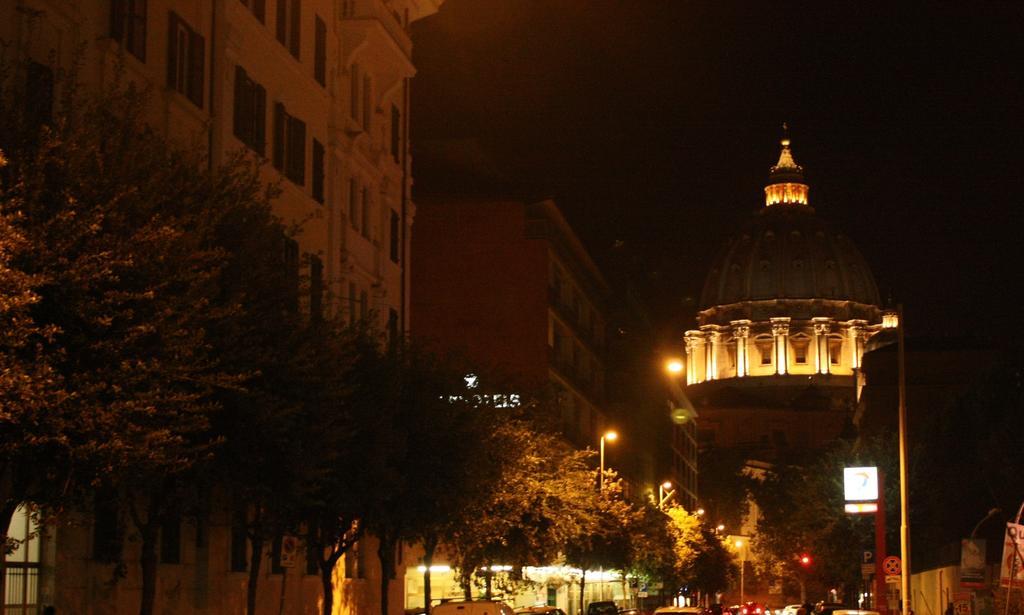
665,359,684,375
734,538,747,603
696,508,705,516
599,430,618,491
658,480,675,509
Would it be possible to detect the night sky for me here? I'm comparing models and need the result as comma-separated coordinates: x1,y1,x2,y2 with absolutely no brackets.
410,3,1024,342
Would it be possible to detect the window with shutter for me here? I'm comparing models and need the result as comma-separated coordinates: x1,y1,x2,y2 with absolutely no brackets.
233,66,266,154
187,29,204,107
312,139,324,203
389,210,400,263
276,0,300,58
390,105,401,162
166,11,203,108
233,66,247,138
361,75,371,129
273,103,285,170
289,0,301,58
348,178,358,230
361,187,370,239
286,115,306,185
273,103,305,185
314,16,326,86
349,64,359,121
276,0,287,44
111,0,148,61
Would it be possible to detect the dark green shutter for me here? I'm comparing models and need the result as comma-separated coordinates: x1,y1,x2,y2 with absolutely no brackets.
188,30,204,107
289,0,301,58
273,102,285,170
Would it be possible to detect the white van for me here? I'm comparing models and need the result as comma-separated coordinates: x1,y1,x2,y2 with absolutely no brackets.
433,601,517,615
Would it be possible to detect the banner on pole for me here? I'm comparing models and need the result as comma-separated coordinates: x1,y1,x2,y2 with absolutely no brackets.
999,523,1024,588
960,538,986,588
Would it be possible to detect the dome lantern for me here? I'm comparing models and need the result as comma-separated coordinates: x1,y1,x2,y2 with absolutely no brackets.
764,124,809,206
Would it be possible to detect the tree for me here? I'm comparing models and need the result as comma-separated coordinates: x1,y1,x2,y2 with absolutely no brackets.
627,503,678,592
749,435,897,603
697,447,752,533
270,324,387,615
1,66,292,615
0,148,65,552
448,422,601,600
360,345,511,615
687,524,737,597
564,476,638,613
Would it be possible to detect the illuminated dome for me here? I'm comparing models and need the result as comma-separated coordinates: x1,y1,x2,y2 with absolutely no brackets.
699,204,881,314
683,131,886,387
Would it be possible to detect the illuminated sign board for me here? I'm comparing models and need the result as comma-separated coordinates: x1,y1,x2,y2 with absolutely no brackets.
844,466,879,502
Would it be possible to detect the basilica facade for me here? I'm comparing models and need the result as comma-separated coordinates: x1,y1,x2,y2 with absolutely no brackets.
685,135,895,458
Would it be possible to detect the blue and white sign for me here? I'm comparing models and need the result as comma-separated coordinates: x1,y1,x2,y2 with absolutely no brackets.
843,466,879,501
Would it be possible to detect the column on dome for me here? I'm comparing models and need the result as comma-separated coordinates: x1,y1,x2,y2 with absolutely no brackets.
731,319,751,377
684,330,705,385
701,325,720,381
848,319,867,369
812,317,833,374
770,317,791,375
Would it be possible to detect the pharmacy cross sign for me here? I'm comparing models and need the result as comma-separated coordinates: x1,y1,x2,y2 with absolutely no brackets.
883,556,902,576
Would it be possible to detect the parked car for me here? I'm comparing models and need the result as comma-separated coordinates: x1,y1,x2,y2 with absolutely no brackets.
654,608,703,615
779,605,802,615
516,608,565,615
433,600,516,615
587,602,619,615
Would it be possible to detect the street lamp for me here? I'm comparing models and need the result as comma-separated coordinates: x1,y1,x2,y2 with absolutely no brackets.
665,359,684,375
658,481,675,509
696,508,705,516
970,507,1001,538
734,539,746,603
599,430,618,491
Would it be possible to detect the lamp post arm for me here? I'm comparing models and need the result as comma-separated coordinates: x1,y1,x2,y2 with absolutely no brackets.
970,508,1001,539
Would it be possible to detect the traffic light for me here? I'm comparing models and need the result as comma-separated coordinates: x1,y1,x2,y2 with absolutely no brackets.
800,554,812,566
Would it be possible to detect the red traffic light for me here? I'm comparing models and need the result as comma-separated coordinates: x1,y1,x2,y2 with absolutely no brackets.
800,554,812,566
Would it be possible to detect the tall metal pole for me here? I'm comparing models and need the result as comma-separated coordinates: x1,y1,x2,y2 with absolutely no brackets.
876,469,888,614
740,547,746,604
599,436,606,492
1003,502,1024,615
897,305,911,614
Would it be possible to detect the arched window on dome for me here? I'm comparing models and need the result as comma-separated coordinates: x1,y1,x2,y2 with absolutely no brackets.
790,333,811,365
828,335,844,366
754,335,774,366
